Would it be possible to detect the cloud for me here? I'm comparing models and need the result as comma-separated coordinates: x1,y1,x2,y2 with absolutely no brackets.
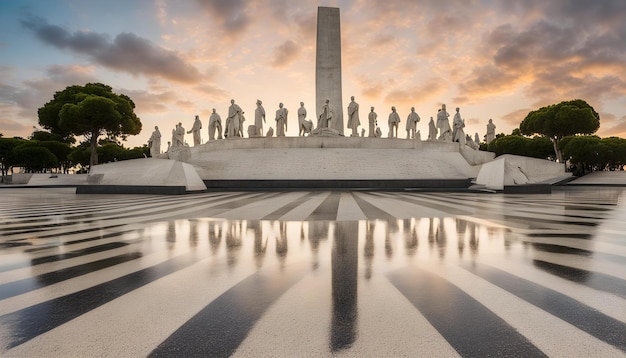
21,16,203,83
0,64,98,118
0,116,30,133
384,78,447,106
118,89,177,114
271,40,300,68
501,108,531,127
195,0,251,37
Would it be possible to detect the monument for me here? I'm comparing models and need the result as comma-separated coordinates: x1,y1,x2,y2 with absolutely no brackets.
316,7,344,135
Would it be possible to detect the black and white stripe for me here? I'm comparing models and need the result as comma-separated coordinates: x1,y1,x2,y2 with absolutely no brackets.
0,187,624,357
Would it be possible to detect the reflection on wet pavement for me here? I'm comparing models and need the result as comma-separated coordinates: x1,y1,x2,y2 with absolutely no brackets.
0,188,625,357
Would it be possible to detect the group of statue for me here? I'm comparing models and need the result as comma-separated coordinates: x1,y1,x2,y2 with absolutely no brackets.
147,97,497,156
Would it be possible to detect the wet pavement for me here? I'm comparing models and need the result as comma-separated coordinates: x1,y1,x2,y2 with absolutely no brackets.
0,188,624,357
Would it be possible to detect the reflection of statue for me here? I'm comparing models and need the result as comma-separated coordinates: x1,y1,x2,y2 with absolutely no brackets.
298,102,312,136
388,106,400,138
428,117,437,140
275,103,288,137
452,107,466,145
437,104,452,141
226,99,242,138
347,96,360,137
254,100,265,136
406,107,420,139
486,118,496,144
187,115,202,146
148,126,161,157
208,109,222,140
318,99,333,129
368,106,377,137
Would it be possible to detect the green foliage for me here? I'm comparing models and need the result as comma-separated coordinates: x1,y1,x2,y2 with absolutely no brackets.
30,130,75,144
520,99,600,162
486,135,554,160
561,136,626,175
0,137,28,179
38,83,142,168
10,145,58,173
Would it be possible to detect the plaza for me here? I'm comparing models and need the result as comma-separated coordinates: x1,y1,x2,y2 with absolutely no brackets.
0,185,624,357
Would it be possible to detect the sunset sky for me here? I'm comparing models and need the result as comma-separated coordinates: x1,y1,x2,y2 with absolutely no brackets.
1,0,625,148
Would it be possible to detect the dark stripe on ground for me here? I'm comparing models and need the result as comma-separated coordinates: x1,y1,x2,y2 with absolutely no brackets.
387,267,547,358
149,264,309,358
262,192,320,220
533,259,626,299
462,262,626,352
0,252,143,300
30,241,130,266
307,192,341,221
351,193,395,220
0,251,202,350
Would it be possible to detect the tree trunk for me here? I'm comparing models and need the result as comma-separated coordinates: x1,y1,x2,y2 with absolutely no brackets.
550,137,563,163
89,130,99,171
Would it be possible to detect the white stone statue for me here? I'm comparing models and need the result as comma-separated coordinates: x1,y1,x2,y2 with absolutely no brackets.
187,115,202,146
466,134,479,150
452,107,466,145
238,111,246,137
171,122,185,148
368,106,377,137
486,118,496,144
475,132,480,145
428,117,437,141
275,103,288,137
388,106,400,138
437,104,452,141
148,126,161,157
347,96,360,137
208,108,222,140
254,100,265,136
298,102,312,136
318,99,333,129
266,127,274,137
406,107,420,139
227,99,242,138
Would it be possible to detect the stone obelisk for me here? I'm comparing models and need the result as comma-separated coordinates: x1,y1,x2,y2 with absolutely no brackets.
316,6,343,135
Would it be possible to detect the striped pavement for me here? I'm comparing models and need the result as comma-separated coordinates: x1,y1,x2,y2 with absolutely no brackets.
0,187,624,357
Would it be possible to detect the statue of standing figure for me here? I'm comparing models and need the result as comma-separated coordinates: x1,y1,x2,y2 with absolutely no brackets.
275,103,288,137
187,115,202,146
318,99,333,129
486,118,496,144
208,109,223,140
437,104,452,141
148,126,161,157
388,106,400,138
428,117,437,140
171,122,185,149
452,107,466,145
254,100,265,136
226,99,242,138
406,107,421,139
368,106,377,137
347,96,360,137
298,102,312,136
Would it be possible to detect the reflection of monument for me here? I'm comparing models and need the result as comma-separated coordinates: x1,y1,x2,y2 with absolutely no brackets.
331,221,358,351
316,7,344,134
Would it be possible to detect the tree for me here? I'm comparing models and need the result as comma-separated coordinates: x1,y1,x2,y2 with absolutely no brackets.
38,83,142,169
30,130,75,144
10,145,59,173
520,99,600,163
0,137,27,180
